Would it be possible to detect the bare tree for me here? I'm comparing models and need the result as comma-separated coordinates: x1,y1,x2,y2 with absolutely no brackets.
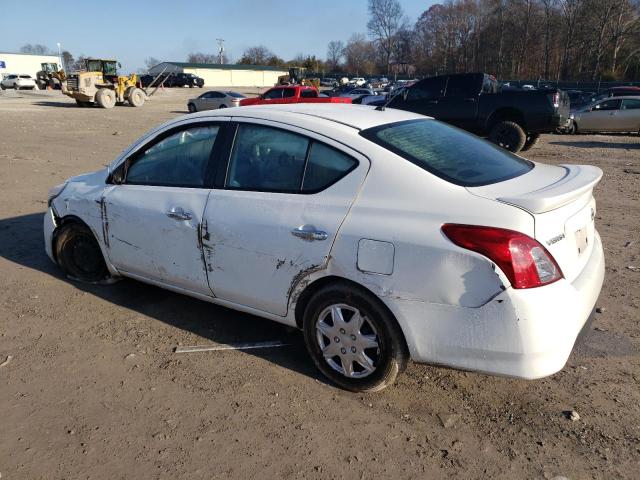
20,44,52,55
144,57,161,70
367,0,405,74
239,46,283,66
326,40,345,71
344,33,376,75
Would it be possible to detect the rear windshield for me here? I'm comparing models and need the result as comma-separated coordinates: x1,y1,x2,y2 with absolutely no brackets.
226,91,245,98
360,119,533,186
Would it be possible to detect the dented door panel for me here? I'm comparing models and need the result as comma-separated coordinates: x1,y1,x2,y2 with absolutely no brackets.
103,185,211,294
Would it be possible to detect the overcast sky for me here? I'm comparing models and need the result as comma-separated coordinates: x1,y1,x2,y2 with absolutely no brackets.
0,0,436,72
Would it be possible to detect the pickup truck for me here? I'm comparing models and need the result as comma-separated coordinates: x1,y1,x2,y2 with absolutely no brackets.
383,73,570,152
240,85,352,106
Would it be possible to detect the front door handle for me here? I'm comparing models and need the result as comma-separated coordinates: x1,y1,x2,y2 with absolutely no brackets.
166,207,192,221
428,99,438,104
291,224,328,241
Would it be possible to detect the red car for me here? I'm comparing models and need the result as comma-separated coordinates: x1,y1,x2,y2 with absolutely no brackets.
240,85,352,106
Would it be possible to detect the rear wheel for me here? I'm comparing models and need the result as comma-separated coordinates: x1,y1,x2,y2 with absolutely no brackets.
187,103,196,113
0,83,5,90
14,83,19,90
520,133,541,152
96,88,116,109
127,87,145,107
54,223,110,283
219,104,227,109
303,283,408,392
489,120,527,152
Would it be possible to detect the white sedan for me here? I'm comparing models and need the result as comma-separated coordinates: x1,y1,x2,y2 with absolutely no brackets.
44,104,604,392
1,74,37,90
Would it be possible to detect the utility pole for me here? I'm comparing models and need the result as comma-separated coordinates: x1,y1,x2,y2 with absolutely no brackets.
216,39,225,65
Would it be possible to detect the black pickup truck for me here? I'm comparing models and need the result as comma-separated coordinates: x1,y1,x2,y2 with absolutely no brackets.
383,73,570,152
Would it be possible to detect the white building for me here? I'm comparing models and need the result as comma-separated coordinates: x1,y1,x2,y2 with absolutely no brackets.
0,52,61,80
148,62,287,88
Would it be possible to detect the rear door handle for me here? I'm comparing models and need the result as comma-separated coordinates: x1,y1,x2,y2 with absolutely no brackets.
291,224,328,241
166,207,192,221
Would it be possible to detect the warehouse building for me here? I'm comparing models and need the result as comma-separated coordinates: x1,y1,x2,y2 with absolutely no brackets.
148,62,287,87
0,52,61,80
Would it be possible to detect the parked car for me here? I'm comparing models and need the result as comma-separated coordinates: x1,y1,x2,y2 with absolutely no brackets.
587,86,640,104
569,96,640,134
382,72,570,152
320,78,339,87
350,77,366,86
339,87,378,99
188,91,245,112
566,89,596,109
44,104,604,392
170,72,204,88
1,74,37,90
239,85,352,106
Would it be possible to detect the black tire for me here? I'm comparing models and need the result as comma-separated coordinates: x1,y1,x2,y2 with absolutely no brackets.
520,133,541,152
303,283,408,392
187,103,196,113
218,104,227,109
54,223,109,283
14,83,19,90
489,120,527,152
0,83,5,90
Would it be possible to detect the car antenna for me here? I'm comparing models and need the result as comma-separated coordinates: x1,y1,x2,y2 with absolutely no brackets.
375,89,399,111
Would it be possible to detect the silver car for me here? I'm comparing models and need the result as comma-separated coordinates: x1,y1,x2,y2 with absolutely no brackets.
570,96,640,134
187,91,245,113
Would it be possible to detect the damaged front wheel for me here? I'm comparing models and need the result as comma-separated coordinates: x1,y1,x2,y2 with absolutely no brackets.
54,223,110,283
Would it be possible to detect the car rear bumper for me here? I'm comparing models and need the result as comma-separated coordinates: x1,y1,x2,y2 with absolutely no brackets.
387,231,605,379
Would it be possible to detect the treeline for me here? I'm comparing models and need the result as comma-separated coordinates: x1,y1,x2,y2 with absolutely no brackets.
231,0,640,82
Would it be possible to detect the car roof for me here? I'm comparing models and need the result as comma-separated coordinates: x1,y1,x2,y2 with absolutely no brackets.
189,103,427,131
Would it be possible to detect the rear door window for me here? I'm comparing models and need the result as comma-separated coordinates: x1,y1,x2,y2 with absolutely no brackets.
282,89,296,98
300,89,317,98
445,75,477,98
360,119,533,187
226,125,309,192
622,99,640,110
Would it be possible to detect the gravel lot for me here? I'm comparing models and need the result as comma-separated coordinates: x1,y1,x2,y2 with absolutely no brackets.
1,88,639,480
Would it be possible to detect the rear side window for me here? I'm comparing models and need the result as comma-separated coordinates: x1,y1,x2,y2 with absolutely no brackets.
302,143,357,192
445,75,477,98
282,89,296,98
622,99,640,110
226,125,309,192
360,119,533,187
300,89,317,98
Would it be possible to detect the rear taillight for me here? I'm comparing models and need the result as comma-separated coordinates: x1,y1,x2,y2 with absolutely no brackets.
552,92,560,108
442,224,563,289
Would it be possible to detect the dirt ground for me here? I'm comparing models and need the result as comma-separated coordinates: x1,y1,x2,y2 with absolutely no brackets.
0,87,639,480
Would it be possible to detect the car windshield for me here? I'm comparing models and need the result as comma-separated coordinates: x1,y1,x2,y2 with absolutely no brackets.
360,119,533,187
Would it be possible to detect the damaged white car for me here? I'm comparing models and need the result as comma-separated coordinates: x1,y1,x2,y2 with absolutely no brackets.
44,104,604,392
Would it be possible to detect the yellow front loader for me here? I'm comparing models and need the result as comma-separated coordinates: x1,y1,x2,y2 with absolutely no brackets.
61,58,146,108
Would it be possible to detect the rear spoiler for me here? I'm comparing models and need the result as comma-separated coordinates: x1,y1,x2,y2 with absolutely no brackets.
498,165,602,213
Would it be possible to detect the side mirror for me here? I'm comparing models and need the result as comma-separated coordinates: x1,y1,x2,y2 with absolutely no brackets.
111,164,125,184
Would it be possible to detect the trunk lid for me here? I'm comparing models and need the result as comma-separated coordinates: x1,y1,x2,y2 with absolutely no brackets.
468,163,602,282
